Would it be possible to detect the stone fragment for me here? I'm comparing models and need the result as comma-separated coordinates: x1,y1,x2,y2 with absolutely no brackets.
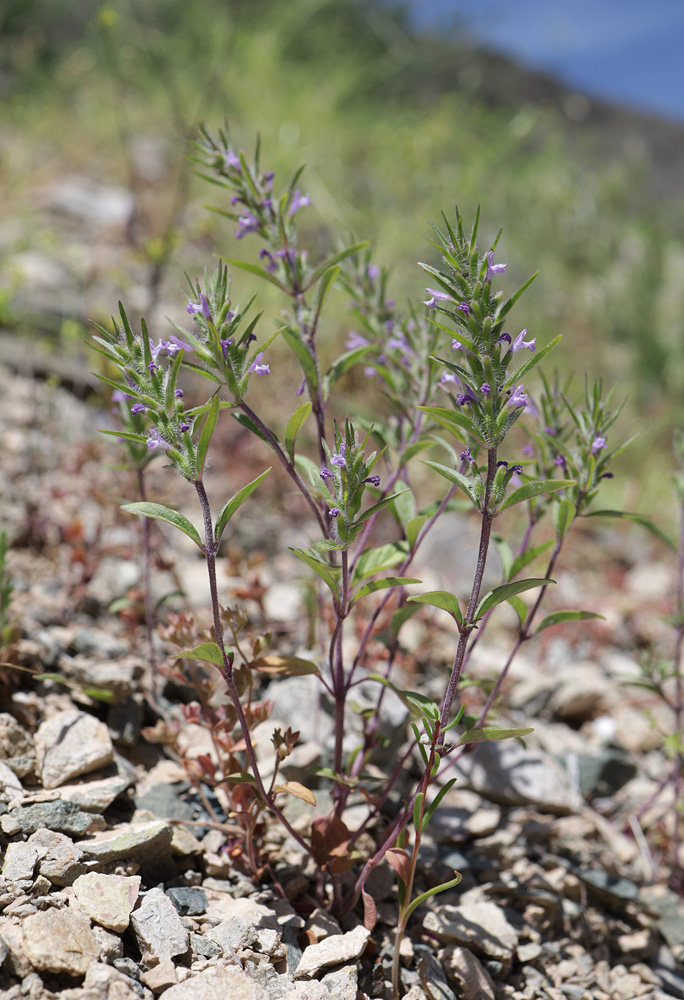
0,918,33,976
0,713,36,777
548,662,613,721
130,886,189,965
417,952,458,1000
305,906,342,941
79,819,173,863
189,932,222,960
27,828,85,886
424,900,519,969
163,964,269,1000
84,962,141,1000
450,740,581,814
0,761,23,798
11,799,98,836
166,886,207,915
320,963,359,1000
294,924,370,978
72,871,141,931
439,945,496,1000
59,759,136,812
22,907,100,976
576,750,637,798
143,958,179,993
1,843,39,882
35,708,114,788
92,923,124,962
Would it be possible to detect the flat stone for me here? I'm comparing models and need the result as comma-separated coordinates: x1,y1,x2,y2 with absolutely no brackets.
295,924,370,978
35,708,114,789
548,662,613,721
1,843,39,882
143,958,179,993
320,963,359,1000
424,900,519,969
439,945,497,1000
417,952,458,1000
22,907,100,976
27,828,85,886
10,799,98,836
0,713,35,777
73,871,141,931
305,907,343,941
0,760,23,797
79,819,173,863
84,963,141,1000
166,886,207,915
130,886,189,965
162,965,269,1000
58,757,136,811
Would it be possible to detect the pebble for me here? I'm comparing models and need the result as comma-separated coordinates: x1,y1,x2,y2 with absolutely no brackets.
166,886,208,915
439,945,497,999
294,924,370,978
162,964,269,1000
79,819,173,863
10,799,98,836
143,958,180,993
72,871,141,931
34,708,114,788
26,828,85,886
0,713,36,777
1,843,39,883
21,907,100,976
84,963,141,1000
423,899,519,970
130,886,190,965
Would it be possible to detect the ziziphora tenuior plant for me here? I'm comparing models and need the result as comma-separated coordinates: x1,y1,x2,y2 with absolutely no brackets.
93,126,628,991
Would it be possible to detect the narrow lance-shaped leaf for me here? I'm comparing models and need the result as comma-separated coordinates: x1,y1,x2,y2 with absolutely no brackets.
173,642,224,666
306,241,370,286
422,778,456,829
196,394,220,478
350,577,421,608
325,344,374,390
221,257,288,291
456,727,533,746
407,591,463,626
536,610,604,633
352,541,409,582
586,510,676,551
423,462,479,508
508,539,555,580
284,402,312,462
281,327,318,389
354,490,411,525
312,265,340,319
290,547,340,602
499,479,575,512
502,335,561,390
402,873,463,922
215,469,272,544
475,578,553,620
122,502,203,550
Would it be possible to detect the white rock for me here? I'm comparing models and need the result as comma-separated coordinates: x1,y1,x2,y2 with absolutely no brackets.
439,945,497,999
1,842,39,882
72,871,141,932
295,924,370,978
27,828,84,886
163,964,269,1000
130,886,189,965
22,907,100,976
35,708,114,789
424,900,518,968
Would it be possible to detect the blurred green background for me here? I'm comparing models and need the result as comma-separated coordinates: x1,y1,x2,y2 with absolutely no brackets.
2,0,684,510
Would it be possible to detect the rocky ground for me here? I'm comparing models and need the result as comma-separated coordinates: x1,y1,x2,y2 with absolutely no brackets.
0,172,683,1000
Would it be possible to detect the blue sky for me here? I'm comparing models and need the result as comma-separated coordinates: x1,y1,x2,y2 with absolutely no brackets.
406,0,684,124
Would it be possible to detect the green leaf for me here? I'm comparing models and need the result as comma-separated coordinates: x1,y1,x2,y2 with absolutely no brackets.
407,591,463,626
290,547,340,601
196,394,220,477
352,542,409,583
406,515,426,550
350,577,420,608
554,497,576,540
586,510,676,551
398,440,433,469
281,327,318,389
475,578,552,620
423,778,456,828
507,595,528,626
392,488,416,528
499,479,575,512
366,673,440,718
508,539,555,580
173,641,224,666
403,873,463,921
284,402,312,462
122,502,203,550
98,429,148,444
502,334,561,389
413,792,424,834
498,270,539,320
325,344,374,390
536,610,604,633
214,468,271,544
354,490,410,525
307,241,370,286
313,265,340,318
222,257,287,291
232,411,272,445
456,727,534,745
423,462,479,507
417,405,481,444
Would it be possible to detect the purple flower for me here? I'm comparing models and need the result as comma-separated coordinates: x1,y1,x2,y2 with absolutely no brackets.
235,212,260,239
346,331,369,351
507,385,529,409
148,360,159,374
457,392,476,406
498,333,512,345
366,264,380,282
230,195,241,205
328,507,341,518
111,389,127,402
260,249,278,273
522,444,534,456
174,389,184,399
220,338,233,360
263,171,275,189
363,475,380,487
590,435,606,454
169,335,193,353
423,288,453,309
131,403,147,414
456,302,470,314
486,251,506,282
186,294,212,321
554,454,568,472
497,461,509,469
179,421,190,433
481,382,490,396
460,447,473,464
151,338,181,360
146,429,171,451
289,189,311,216
451,339,463,352
364,366,377,378
248,352,270,376
387,334,412,357
512,329,536,353
440,371,461,388
544,425,557,436
330,444,346,468
295,376,306,396
224,149,241,171
510,464,523,474
320,467,334,480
